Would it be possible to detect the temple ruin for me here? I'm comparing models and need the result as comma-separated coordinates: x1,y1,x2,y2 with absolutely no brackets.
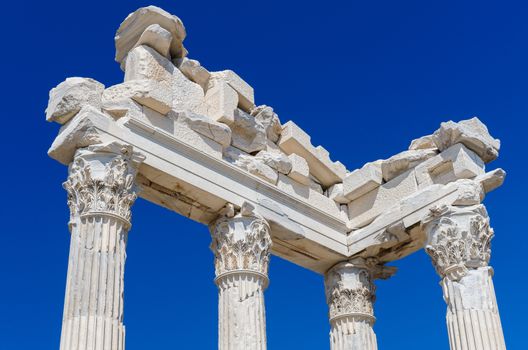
46,6,507,350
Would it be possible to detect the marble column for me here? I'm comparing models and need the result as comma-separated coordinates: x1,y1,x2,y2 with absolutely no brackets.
59,142,144,350
210,203,272,350
422,204,506,350
324,258,395,350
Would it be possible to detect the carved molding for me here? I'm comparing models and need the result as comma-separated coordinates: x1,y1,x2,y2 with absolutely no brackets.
423,204,493,280
210,203,272,280
63,142,144,223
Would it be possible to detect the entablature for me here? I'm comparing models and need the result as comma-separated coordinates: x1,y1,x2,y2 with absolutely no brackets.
46,6,505,274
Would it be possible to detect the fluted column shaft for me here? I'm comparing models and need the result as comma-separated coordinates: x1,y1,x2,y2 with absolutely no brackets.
423,204,506,350
210,204,272,350
324,258,395,350
60,142,143,350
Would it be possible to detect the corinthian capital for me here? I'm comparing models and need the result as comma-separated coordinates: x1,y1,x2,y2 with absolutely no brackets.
422,204,493,280
63,142,145,223
210,202,272,279
324,258,395,322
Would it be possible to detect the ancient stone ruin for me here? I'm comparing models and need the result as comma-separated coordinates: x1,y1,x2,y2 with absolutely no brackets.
46,6,507,350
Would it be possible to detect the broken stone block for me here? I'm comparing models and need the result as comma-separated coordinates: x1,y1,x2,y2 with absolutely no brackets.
450,179,485,206
204,80,238,124
247,160,278,184
414,144,485,189
124,45,173,83
251,105,282,142
176,57,210,91
223,146,277,184
133,107,223,159
254,151,292,174
278,121,346,187
170,110,231,147
209,70,255,112
103,80,172,115
432,117,500,163
276,174,342,219
46,77,104,124
287,153,310,185
342,161,383,201
475,168,506,193
349,169,418,228
327,183,349,204
123,46,205,114
309,177,324,194
172,67,206,114
48,106,112,164
409,135,436,150
101,89,143,119
115,6,187,69
265,139,282,153
135,24,172,59
230,109,267,154
381,149,438,182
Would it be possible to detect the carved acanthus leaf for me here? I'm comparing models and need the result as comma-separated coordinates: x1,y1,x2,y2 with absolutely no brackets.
325,262,376,320
63,145,141,222
210,212,272,277
424,206,493,280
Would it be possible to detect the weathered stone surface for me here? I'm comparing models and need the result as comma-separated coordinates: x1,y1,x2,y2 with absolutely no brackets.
475,168,506,193
309,177,324,195
135,107,223,158
103,80,172,115
60,142,143,350
135,24,172,58
327,183,349,204
171,110,231,147
101,88,143,119
176,57,210,90
204,80,238,124
210,212,271,349
47,9,511,345
230,109,267,154
222,145,250,166
251,105,282,142
432,117,500,163
247,160,279,184
48,106,113,165
422,206,507,350
124,45,173,83
255,150,292,174
277,174,341,219
265,139,282,153
409,134,436,150
342,161,382,201
349,169,418,228
223,146,278,184
171,66,206,113
414,144,485,189
451,179,485,205
279,121,346,187
381,148,437,182
287,153,310,185
46,78,104,124
124,45,205,114
115,6,187,69
209,70,254,111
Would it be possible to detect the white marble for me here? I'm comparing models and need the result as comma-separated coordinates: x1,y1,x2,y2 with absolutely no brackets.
324,258,395,350
210,203,272,350
59,142,144,350
45,6,512,349
422,204,506,350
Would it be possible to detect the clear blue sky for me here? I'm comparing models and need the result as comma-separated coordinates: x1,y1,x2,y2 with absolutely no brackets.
1,1,527,349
